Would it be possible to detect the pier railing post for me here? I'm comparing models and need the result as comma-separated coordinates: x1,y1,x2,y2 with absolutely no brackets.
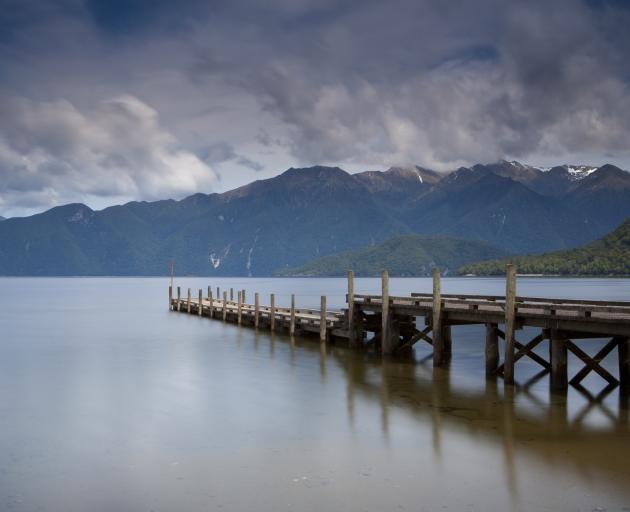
485,323,499,376
209,289,213,318
237,290,242,325
347,270,356,347
270,293,276,331
320,295,327,343
254,292,260,328
381,270,393,354
503,264,517,384
187,288,191,313
432,268,444,366
290,294,296,336
222,291,227,321
169,285,172,309
198,289,203,316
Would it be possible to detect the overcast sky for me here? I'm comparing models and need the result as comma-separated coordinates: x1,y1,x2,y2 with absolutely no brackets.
1,0,630,217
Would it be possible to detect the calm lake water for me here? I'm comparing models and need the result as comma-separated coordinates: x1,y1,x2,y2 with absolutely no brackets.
1,277,629,511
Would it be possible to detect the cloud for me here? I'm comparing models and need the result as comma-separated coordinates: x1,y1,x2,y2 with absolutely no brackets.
0,95,217,216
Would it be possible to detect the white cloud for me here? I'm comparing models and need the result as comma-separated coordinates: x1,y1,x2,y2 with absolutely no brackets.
0,95,217,216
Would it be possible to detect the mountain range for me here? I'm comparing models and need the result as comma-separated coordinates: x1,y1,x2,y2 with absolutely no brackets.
0,160,629,276
275,235,507,277
459,217,630,276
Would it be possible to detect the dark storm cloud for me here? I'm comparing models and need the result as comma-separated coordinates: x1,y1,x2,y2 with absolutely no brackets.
0,0,629,215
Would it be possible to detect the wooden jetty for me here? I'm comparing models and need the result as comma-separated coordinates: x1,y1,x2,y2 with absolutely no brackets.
169,265,630,392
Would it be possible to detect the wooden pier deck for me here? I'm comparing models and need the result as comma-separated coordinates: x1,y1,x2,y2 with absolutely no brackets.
169,266,630,392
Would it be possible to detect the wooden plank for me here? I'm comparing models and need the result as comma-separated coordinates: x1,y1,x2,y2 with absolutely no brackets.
270,293,276,332
381,270,392,354
320,295,327,343
503,264,517,384
568,338,619,386
432,268,444,366
485,323,499,376
254,292,260,328
290,293,296,335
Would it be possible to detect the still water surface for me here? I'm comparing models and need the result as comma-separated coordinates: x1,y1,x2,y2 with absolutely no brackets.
1,277,629,511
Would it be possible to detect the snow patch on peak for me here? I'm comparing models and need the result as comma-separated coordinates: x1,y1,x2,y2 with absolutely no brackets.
565,165,598,181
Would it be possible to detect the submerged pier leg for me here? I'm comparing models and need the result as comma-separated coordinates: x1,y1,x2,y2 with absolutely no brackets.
177,286,181,311
187,288,191,313
290,294,296,336
432,268,445,366
550,331,568,391
237,291,242,325
222,291,227,321
619,337,630,390
198,289,203,316
485,323,499,376
347,270,356,348
270,293,276,332
503,265,517,384
320,295,327,343
254,293,260,328
169,285,172,309
209,289,213,318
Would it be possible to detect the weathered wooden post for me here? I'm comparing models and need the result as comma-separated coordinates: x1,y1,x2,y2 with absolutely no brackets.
230,288,234,302
198,289,203,316
209,289,213,318
222,291,227,321
320,295,327,343
432,268,444,366
207,286,211,300
290,294,296,336
347,270,356,347
270,293,276,331
237,290,242,325
216,286,220,300
550,330,568,390
620,337,630,390
177,286,181,311
242,289,246,304
187,288,192,313
485,323,499,376
169,285,173,309
254,292,260,328
381,270,393,354
503,264,517,384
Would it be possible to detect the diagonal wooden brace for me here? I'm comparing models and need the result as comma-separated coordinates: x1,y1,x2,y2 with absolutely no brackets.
568,338,620,386
497,332,549,374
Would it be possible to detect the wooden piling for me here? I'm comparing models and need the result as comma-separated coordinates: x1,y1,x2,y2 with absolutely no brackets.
242,289,246,303
169,285,172,309
177,286,181,311
207,286,211,300
381,270,393,354
198,289,203,316
290,294,296,336
443,324,452,357
187,288,191,313
432,268,444,366
503,264,517,384
222,291,227,321
209,289,213,318
230,288,234,302
320,295,327,343
254,292,260,328
347,270,356,347
270,293,276,331
550,331,568,390
237,291,242,325
216,286,220,300
619,337,630,389
485,323,499,376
